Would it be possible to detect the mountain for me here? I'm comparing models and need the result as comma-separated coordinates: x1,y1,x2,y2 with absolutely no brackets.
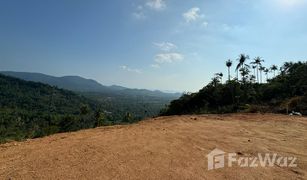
0,71,181,128
0,71,181,98
0,71,108,92
0,73,100,142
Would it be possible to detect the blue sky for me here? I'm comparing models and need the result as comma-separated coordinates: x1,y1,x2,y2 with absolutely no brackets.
0,0,307,92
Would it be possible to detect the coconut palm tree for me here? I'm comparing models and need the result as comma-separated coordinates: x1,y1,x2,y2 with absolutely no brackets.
215,72,224,83
259,66,266,83
250,75,256,83
211,73,222,87
226,59,232,82
270,65,278,77
252,65,257,83
236,54,250,81
264,68,269,82
251,57,264,83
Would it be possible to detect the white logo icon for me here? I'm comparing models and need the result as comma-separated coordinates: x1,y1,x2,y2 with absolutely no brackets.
206,148,225,170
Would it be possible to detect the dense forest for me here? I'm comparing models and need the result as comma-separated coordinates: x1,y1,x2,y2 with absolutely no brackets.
161,56,307,116
82,91,175,121
0,74,140,143
1,71,180,123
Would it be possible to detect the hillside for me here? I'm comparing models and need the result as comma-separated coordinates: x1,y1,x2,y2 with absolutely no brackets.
0,114,306,179
1,71,181,120
0,71,109,92
0,74,99,142
162,61,307,116
0,71,181,97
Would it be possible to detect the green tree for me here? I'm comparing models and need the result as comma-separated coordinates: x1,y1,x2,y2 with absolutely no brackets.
239,67,250,84
215,73,223,84
270,65,278,77
251,57,264,83
264,68,269,82
123,112,133,123
95,111,105,127
252,65,257,83
259,66,266,84
80,104,90,115
226,59,233,82
236,54,250,81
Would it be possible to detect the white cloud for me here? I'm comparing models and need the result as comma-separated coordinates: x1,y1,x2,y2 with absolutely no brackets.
120,65,142,74
222,24,231,31
155,53,184,64
151,64,161,68
183,7,203,23
132,5,146,20
133,11,146,20
202,21,209,27
133,0,165,20
146,0,166,10
154,42,177,51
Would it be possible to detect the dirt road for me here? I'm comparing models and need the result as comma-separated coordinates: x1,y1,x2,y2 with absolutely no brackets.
1,114,306,179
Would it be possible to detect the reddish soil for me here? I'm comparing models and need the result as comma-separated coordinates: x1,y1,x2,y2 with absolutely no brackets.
0,114,306,179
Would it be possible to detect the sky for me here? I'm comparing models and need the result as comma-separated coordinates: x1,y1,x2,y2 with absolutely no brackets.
0,0,307,92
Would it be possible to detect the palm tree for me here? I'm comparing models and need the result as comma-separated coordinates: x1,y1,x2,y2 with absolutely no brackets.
215,72,224,83
226,59,232,82
259,66,266,83
239,67,250,84
252,65,257,83
270,65,278,77
250,75,256,83
264,68,269,82
236,54,250,81
251,57,264,83
211,76,220,87
220,73,223,83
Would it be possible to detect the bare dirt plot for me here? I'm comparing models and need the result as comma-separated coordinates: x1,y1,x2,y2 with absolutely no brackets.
0,113,306,180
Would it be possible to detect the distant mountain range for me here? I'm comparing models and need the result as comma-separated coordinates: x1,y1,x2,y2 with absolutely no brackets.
0,71,181,143
0,71,181,98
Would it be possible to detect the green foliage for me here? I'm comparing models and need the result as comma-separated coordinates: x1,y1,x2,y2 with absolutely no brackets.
123,112,134,123
81,91,177,123
1,71,180,121
0,74,100,143
162,61,307,116
0,73,176,143
94,110,106,127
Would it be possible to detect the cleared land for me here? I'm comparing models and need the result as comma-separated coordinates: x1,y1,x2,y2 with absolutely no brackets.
0,114,307,180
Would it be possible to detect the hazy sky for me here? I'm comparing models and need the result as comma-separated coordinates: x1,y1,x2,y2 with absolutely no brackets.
1,0,307,92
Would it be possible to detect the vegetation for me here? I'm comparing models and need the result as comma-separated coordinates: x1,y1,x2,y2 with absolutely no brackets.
161,56,307,116
2,56,306,143
1,71,180,123
0,73,178,143
82,91,176,122
0,74,135,143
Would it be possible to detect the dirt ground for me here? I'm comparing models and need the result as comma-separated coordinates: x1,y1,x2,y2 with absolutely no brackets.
0,113,307,180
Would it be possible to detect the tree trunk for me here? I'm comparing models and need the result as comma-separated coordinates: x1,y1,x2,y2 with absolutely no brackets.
257,66,259,83
228,67,230,81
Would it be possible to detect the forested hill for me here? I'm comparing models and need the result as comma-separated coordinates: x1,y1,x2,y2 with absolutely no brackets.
0,73,99,142
0,71,181,98
161,61,307,116
0,71,109,92
0,71,181,122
